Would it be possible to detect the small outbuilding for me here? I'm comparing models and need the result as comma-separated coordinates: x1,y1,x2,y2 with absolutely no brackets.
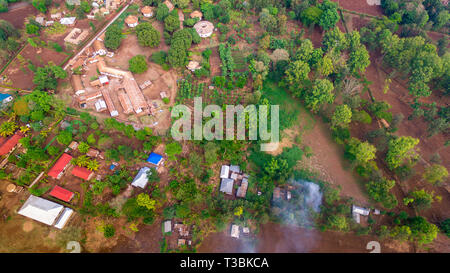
193,21,214,38
141,6,153,17
163,220,172,233
147,152,164,167
220,165,229,179
0,93,13,105
231,224,240,239
125,15,138,27
190,10,202,20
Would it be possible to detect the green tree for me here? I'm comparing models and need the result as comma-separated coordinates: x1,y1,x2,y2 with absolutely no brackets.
156,2,169,21
128,55,148,74
318,0,340,30
103,225,115,238
0,121,18,137
26,23,40,35
305,78,335,112
56,130,73,146
136,193,156,211
136,22,161,48
331,104,352,128
327,214,348,231
78,142,90,154
104,24,123,50
33,63,67,90
164,15,180,33
165,142,182,161
284,60,310,91
346,137,377,165
406,189,438,211
385,136,420,170
423,164,448,185
300,6,322,27
407,216,439,245
348,45,370,75
80,1,91,13
32,0,51,13
440,218,450,237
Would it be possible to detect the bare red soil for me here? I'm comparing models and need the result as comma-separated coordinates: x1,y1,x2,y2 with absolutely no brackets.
332,0,384,17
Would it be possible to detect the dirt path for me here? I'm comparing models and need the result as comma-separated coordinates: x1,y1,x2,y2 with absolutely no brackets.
299,117,368,204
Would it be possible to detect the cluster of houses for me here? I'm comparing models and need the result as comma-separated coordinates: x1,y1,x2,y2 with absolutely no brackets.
219,165,249,198
163,219,192,247
230,224,250,239
69,34,156,118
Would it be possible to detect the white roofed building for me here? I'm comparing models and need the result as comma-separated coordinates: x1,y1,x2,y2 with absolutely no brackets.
231,224,240,238
54,208,74,229
18,195,64,226
131,167,151,189
220,165,229,179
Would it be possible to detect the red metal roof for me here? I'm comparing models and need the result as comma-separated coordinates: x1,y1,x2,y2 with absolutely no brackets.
71,166,93,180
49,185,74,202
48,153,73,179
0,133,23,156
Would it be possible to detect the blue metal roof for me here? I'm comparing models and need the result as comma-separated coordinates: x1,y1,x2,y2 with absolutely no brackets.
0,93,11,101
147,152,163,165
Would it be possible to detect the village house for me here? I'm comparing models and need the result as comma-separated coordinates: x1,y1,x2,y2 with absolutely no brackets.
0,133,22,156
187,61,201,72
49,186,74,202
86,148,100,158
117,89,134,114
190,10,202,20
18,195,73,229
231,224,240,239
174,223,189,237
71,75,85,95
101,88,119,117
141,6,153,17
48,153,73,179
163,220,172,233
50,12,62,20
0,93,13,105
77,90,103,108
72,166,94,180
125,15,138,28
60,17,77,26
147,152,164,167
68,141,79,150
352,205,370,224
35,16,45,26
93,39,107,56
194,21,214,38
131,167,151,189
94,99,107,112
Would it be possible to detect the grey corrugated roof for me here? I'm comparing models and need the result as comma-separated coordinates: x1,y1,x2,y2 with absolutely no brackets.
220,178,234,195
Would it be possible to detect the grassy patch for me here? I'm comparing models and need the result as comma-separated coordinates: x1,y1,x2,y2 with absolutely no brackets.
261,80,303,131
